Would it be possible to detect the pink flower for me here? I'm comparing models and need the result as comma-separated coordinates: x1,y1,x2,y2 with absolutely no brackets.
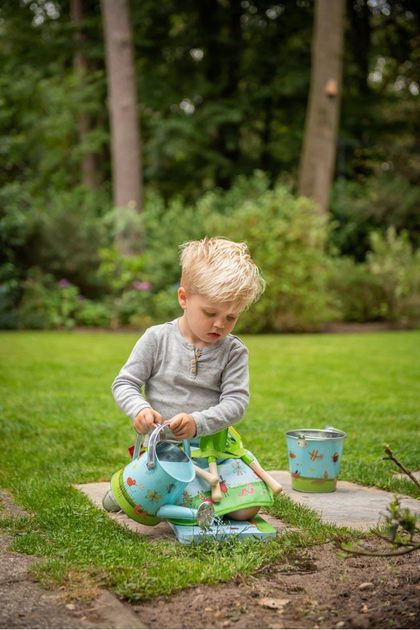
132,281,151,291
58,279,69,288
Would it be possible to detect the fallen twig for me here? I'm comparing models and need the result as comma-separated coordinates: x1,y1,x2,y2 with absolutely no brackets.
383,445,420,492
343,544,420,558
342,447,420,559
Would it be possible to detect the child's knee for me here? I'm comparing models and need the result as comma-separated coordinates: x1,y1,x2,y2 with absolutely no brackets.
225,505,260,521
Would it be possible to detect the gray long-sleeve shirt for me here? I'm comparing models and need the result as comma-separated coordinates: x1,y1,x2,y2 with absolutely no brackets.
111,319,249,437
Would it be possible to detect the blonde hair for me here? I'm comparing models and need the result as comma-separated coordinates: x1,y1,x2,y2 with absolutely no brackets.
179,237,265,309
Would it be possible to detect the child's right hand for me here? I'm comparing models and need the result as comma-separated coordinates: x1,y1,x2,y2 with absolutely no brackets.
133,408,163,435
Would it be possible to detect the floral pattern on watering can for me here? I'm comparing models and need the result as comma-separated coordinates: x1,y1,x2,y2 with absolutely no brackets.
110,430,195,526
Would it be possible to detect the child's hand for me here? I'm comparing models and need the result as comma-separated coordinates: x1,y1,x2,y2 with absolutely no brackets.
133,408,163,435
165,414,197,440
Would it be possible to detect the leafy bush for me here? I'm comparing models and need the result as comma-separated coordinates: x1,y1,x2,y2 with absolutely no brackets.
151,287,182,324
115,288,152,327
74,298,113,328
0,263,21,329
199,177,339,331
18,270,84,330
328,228,420,322
329,175,420,261
141,192,207,292
5,172,420,331
114,286,181,330
327,258,386,322
366,227,420,321
30,187,110,298
97,246,147,295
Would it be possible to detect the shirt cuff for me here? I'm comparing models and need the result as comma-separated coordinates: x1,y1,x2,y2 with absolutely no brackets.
191,411,206,437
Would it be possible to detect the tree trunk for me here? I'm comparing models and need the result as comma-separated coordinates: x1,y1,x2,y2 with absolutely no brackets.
70,0,99,190
297,0,346,212
101,0,142,255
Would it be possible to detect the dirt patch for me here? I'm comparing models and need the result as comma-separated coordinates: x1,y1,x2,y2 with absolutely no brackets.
0,490,145,629
1,533,419,629
1,488,419,629
132,542,420,629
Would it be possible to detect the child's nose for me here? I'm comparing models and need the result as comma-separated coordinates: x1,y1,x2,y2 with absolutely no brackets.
214,318,225,329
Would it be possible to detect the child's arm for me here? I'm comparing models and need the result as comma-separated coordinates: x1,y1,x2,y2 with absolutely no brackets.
112,329,159,433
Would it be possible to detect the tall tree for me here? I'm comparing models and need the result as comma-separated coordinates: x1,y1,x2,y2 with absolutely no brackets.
101,0,142,254
297,0,346,212
70,0,99,190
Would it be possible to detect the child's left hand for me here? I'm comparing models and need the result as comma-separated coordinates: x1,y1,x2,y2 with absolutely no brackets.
165,414,197,440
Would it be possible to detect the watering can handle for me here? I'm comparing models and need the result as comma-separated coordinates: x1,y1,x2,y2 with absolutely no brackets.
146,424,191,469
132,423,173,459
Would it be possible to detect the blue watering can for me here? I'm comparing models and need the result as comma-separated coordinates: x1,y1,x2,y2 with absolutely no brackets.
103,424,215,528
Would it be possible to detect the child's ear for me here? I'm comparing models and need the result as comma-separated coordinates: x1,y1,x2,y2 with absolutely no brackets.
178,287,188,309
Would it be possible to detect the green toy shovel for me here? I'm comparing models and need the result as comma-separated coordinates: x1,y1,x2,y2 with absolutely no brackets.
193,427,282,500
196,429,230,502
225,427,283,495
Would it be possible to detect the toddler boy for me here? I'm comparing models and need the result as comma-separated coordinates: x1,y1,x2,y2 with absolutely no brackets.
112,237,268,521
112,237,265,443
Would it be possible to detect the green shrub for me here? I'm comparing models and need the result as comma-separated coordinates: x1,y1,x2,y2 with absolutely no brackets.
106,174,339,333
0,263,21,329
7,172,420,332
115,286,181,330
329,175,420,260
115,288,152,327
151,287,182,324
74,298,113,328
200,179,339,331
18,270,80,330
366,227,420,321
97,246,146,295
18,269,62,330
327,258,385,322
141,191,207,292
328,228,420,322
30,187,110,298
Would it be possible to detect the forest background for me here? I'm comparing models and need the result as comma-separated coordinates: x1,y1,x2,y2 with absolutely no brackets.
1,0,420,333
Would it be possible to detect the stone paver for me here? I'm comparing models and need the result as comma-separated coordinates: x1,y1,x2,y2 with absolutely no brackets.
269,470,420,529
75,482,291,537
75,483,173,539
76,472,420,535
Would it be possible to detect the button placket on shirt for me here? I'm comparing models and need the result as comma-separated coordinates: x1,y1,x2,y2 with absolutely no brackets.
190,350,201,378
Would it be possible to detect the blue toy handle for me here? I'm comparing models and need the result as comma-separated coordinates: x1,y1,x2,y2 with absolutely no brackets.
132,424,191,464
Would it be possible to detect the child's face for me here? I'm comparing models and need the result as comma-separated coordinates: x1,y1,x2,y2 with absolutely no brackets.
178,289,242,347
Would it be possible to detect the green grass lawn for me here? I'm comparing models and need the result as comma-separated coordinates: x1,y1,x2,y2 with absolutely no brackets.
0,330,419,601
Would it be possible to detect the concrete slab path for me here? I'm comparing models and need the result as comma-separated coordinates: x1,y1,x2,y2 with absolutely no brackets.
269,470,420,529
75,471,420,536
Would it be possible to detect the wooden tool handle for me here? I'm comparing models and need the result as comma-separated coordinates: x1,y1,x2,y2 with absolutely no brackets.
249,460,283,494
193,464,219,487
209,461,222,502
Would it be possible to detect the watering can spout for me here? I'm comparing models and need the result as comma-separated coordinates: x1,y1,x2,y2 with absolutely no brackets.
103,488,215,529
157,501,215,529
